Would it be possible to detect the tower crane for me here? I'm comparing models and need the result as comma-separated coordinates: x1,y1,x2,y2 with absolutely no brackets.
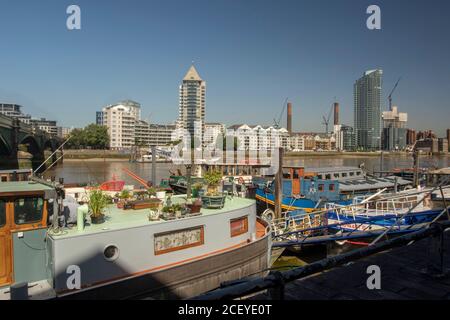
388,77,401,111
273,97,289,129
321,104,333,134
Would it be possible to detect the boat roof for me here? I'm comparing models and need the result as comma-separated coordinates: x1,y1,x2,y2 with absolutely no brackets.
282,166,362,173
49,195,255,240
0,181,54,194
339,176,411,192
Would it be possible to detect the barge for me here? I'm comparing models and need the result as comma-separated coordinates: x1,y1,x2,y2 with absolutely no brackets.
0,180,271,300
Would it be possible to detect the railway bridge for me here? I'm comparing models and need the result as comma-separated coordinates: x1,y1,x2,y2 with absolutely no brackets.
0,113,63,172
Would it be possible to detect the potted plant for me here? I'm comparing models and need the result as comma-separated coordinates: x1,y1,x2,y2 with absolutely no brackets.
201,170,226,209
148,209,160,221
88,189,109,224
186,197,202,214
173,203,183,218
162,204,174,220
192,182,203,198
117,189,131,208
155,187,167,200
203,170,222,196
147,187,157,198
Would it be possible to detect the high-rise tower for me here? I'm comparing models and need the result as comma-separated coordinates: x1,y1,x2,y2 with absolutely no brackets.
354,70,382,150
177,65,206,144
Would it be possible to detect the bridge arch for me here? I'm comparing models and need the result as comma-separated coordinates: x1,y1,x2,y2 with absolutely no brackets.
0,133,11,156
43,138,58,163
19,135,44,172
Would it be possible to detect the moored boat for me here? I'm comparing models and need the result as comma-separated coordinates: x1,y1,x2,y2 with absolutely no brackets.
0,179,271,300
256,166,412,214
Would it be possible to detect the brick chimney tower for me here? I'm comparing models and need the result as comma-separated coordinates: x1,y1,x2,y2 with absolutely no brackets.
287,102,292,135
333,102,339,126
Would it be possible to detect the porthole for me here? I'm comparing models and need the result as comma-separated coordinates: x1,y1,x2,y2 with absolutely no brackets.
103,245,119,262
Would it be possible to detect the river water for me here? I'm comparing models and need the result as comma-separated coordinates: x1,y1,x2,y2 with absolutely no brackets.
43,154,450,185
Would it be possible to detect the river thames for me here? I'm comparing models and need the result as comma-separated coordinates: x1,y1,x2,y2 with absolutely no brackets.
43,154,450,185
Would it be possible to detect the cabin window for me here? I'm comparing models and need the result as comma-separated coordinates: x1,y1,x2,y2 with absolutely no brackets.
0,200,5,227
325,174,331,180
154,226,204,255
356,171,361,176
14,197,44,225
350,172,355,177
318,184,324,192
329,184,335,192
104,245,120,261
342,173,347,178
230,216,249,237
334,173,340,178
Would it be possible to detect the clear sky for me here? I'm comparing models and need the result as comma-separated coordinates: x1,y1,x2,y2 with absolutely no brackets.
0,0,449,136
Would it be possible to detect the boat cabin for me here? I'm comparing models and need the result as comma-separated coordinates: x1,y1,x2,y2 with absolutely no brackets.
280,166,341,202
0,169,32,182
0,181,54,290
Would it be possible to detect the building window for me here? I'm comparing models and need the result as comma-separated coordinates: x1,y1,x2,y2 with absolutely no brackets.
154,226,204,255
230,216,248,237
14,197,44,225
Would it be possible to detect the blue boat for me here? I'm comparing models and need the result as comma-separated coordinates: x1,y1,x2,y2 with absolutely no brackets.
255,166,412,214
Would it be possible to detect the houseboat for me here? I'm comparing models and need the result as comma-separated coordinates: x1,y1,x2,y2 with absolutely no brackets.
255,166,412,214
0,179,271,300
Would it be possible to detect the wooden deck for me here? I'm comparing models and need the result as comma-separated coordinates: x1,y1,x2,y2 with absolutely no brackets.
249,232,450,300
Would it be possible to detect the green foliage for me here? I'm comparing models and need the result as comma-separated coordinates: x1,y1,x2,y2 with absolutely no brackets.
147,187,156,197
66,124,109,149
88,189,109,217
203,170,222,187
119,189,131,199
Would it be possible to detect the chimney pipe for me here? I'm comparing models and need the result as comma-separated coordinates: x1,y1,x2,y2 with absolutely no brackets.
287,102,292,135
333,102,339,126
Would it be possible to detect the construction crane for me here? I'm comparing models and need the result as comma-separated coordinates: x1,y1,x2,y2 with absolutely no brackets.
321,104,333,134
388,77,401,111
273,97,289,129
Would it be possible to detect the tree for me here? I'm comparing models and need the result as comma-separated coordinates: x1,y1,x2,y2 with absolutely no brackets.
66,124,109,149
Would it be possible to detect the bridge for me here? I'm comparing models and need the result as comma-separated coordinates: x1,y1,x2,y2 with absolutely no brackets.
0,113,63,172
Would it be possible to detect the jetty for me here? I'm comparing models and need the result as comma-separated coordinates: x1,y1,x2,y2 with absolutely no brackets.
192,220,450,300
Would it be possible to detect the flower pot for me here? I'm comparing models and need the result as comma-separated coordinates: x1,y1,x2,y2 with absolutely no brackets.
91,214,105,224
156,191,166,200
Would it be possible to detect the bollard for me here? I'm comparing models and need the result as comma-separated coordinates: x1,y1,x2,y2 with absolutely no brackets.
10,282,29,300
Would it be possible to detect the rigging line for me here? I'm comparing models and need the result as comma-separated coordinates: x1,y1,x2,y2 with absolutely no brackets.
370,176,450,245
40,153,64,176
33,135,72,175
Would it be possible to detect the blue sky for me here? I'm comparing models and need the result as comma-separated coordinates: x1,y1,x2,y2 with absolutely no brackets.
0,0,449,135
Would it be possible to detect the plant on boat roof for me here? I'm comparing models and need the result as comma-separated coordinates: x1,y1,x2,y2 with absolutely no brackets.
203,170,222,187
147,187,157,197
88,189,109,218
119,189,131,199
203,170,222,196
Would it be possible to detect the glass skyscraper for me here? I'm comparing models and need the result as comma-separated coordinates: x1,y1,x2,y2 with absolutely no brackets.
354,70,383,150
